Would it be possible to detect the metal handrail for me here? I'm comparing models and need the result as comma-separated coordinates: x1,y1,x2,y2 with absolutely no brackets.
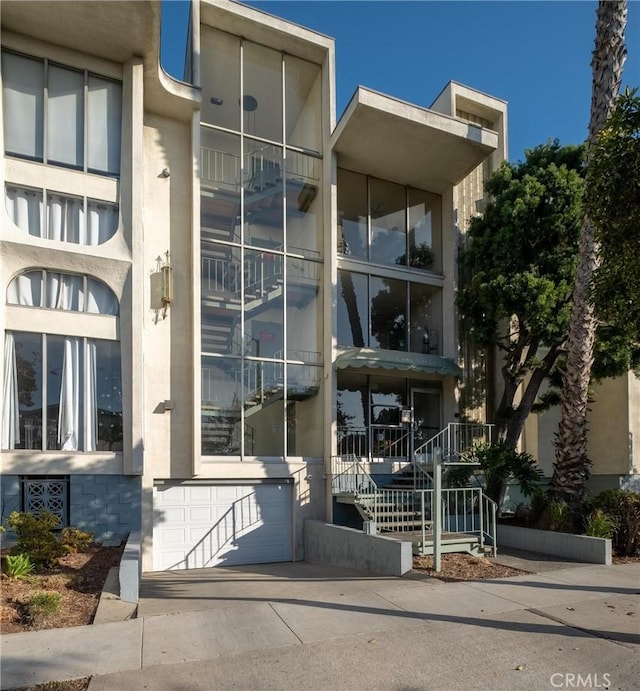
331,455,378,496
414,422,493,463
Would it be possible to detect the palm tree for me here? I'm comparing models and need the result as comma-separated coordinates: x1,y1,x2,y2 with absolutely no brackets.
552,1,628,511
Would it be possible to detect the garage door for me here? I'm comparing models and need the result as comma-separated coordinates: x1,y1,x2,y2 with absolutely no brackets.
152,482,292,571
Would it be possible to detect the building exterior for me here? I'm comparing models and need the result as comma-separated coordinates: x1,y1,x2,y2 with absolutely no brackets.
7,0,631,578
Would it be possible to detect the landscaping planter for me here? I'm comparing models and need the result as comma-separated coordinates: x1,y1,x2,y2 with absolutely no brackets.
497,524,611,565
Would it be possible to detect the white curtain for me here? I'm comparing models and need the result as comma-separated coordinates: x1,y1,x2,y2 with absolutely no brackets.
47,65,83,168
47,194,83,243
84,340,97,451
46,272,84,311
86,279,118,315
58,336,80,451
2,52,44,160
5,186,43,237
2,333,20,450
6,271,41,306
86,201,117,245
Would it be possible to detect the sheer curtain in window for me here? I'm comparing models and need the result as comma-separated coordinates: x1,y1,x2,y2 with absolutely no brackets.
1,333,20,449
5,186,43,236
46,273,84,311
6,271,42,306
47,194,83,242
1,52,44,160
58,336,80,450
86,201,118,244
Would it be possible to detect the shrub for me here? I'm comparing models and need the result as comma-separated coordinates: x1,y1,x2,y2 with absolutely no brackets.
26,591,61,623
543,500,572,533
590,489,640,556
61,527,94,554
6,511,65,568
584,508,615,538
3,553,35,581
447,442,543,512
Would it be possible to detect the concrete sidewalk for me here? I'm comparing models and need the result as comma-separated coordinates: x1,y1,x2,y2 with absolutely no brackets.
1,560,638,691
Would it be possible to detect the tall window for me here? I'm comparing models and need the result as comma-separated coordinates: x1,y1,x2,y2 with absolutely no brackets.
337,169,442,273
2,271,121,452
2,51,122,175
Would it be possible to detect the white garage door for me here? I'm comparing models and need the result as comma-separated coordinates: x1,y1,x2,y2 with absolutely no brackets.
153,482,292,571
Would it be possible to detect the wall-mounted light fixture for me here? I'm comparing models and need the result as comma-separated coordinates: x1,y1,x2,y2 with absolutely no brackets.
161,250,173,318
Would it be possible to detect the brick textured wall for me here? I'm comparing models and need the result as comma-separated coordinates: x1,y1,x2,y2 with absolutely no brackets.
70,475,141,541
0,475,22,524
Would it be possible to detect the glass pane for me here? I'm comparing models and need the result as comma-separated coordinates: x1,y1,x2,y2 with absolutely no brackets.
45,273,84,311
2,52,44,160
244,139,283,249
409,188,442,273
285,55,321,152
201,356,242,455
47,65,84,168
337,270,368,348
86,199,118,244
243,41,282,142
5,185,43,236
244,360,284,456
201,243,242,356
13,332,43,450
409,283,440,355
87,76,122,175
412,389,441,449
201,128,241,244
47,192,83,242
46,335,68,450
337,169,367,259
370,178,406,266
337,372,368,456
371,376,406,424
286,258,321,363
244,249,284,358
287,363,322,456
370,276,406,351
7,271,43,307
87,279,119,315
200,28,240,131
95,340,122,451
286,151,322,257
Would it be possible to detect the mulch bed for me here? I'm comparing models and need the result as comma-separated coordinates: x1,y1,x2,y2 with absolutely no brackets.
412,552,527,582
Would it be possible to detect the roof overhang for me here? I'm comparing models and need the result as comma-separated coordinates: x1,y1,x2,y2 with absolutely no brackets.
335,347,461,377
332,88,498,193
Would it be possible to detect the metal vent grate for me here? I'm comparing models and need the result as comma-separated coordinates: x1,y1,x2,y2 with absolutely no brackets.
22,477,69,527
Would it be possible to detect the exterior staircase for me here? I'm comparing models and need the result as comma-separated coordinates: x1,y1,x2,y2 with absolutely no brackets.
331,423,497,558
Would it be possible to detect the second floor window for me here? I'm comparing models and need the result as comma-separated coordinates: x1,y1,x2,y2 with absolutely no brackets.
2,51,122,176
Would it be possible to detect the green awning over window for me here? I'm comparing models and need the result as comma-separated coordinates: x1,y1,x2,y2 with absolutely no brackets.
335,347,461,377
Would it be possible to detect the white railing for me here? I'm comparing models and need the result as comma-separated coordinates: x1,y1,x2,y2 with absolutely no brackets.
201,256,241,296
337,426,410,460
414,422,493,464
331,455,378,496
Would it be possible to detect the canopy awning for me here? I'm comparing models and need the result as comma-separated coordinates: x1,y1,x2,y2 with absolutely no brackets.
335,348,461,377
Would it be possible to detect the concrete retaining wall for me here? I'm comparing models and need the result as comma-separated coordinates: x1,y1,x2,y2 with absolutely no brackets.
497,524,611,565
304,520,412,576
119,530,141,603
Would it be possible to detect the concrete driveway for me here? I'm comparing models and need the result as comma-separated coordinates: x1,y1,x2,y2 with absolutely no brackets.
1,560,638,690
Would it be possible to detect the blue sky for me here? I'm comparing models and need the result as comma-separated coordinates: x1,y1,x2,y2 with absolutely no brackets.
161,0,640,163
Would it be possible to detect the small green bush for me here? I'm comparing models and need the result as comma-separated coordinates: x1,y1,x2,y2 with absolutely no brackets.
61,527,94,554
546,500,572,533
590,489,640,556
3,553,35,581
584,508,615,538
6,511,65,568
26,591,61,623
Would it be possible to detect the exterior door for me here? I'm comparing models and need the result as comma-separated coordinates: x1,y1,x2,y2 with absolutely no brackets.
411,388,441,452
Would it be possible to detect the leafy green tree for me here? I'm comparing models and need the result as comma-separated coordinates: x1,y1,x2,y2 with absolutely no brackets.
458,141,585,449
553,0,628,512
589,88,640,342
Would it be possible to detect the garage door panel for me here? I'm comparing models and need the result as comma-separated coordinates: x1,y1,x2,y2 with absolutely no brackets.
153,483,293,571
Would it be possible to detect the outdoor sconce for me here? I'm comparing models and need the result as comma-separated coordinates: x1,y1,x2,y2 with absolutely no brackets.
161,250,173,318
400,407,414,425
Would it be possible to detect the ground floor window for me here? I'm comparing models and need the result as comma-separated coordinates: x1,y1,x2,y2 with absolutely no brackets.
2,332,122,451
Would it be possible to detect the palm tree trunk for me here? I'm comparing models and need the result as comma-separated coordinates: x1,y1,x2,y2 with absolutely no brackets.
552,1,627,510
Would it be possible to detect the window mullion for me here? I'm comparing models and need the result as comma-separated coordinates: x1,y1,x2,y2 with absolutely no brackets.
83,70,89,172
42,333,47,451
43,59,49,164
